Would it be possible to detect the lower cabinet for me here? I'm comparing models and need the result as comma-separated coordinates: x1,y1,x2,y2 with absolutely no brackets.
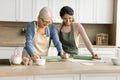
0,47,24,59
0,76,33,80
48,47,116,57
0,74,120,80
79,48,116,57
81,74,118,80
34,74,80,80
48,47,58,56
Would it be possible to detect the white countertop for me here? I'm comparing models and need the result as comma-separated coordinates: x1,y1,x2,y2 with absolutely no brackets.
0,58,120,77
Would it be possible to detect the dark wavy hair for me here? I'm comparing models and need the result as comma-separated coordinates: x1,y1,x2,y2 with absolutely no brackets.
60,6,74,18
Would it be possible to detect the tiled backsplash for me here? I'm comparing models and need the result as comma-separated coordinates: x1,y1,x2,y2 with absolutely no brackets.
0,22,112,46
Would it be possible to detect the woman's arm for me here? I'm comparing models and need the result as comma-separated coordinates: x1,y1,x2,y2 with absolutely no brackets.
48,24,63,53
25,22,35,55
77,23,95,56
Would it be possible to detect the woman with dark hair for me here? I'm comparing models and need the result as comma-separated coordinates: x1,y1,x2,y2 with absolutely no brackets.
57,6,100,59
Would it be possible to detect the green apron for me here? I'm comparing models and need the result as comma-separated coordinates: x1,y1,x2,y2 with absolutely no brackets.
59,24,78,56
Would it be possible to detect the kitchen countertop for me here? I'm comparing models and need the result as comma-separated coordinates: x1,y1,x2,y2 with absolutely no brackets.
0,42,115,48
0,58,120,77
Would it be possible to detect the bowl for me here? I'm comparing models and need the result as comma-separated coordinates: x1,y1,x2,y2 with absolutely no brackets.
111,58,120,65
36,59,46,66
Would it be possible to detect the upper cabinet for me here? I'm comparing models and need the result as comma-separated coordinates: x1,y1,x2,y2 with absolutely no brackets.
78,0,94,23
16,0,49,21
16,0,33,22
32,0,49,21
0,0,114,23
116,0,120,47
78,0,113,24
0,0,16,21
49,0,78,23
95,0,113,24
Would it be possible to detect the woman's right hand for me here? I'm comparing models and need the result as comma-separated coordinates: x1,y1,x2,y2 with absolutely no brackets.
31,53,39,61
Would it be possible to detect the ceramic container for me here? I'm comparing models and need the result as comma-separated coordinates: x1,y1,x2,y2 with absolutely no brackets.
111,58,120,65
12,56,22,65
36,59,46,66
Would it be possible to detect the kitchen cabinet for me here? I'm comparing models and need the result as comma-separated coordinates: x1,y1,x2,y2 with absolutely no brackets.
0,0,113,23
16,0,33,22
116,0,120,47
81,74,117,80
49,0,78,22
79,47,116,57
95,0,113,24
78,0,94,23
48,47,116,57
34,74,80,80
78,0,113,23
0,47,23,59
0,76,33,80
0,0,49,21
48,47,58,56
16,0,49,21
0,0,16,21
32,0,49,21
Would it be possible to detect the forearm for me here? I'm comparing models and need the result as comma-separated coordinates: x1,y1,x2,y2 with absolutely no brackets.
79,24,95,55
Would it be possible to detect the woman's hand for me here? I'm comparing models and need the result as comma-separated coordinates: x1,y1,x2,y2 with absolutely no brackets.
60,52,70,59
31,53,39,61
92,53,100,59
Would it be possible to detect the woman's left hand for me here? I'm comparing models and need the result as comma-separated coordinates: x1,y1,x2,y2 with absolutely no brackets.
92,53,100,59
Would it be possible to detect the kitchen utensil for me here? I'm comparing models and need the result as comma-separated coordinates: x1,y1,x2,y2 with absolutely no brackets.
111,57,120,65
73,55,93,60
42,56,62,62
36,58,46,65
11,48,22,65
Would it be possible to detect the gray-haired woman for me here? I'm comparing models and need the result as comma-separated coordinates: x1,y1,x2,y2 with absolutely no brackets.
23,7,64,61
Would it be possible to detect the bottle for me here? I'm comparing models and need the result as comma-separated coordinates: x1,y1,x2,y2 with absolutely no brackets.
117,46,120,58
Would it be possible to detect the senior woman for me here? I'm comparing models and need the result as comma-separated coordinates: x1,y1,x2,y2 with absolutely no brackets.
57,6,100,59
22,7,64,61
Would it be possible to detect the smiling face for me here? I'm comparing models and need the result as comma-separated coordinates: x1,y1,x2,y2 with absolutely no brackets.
62,14,73,26
60,6,74,26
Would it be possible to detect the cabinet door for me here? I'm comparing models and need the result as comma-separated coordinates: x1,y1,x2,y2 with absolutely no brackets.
49,0,78,22
79,48,97,55
0,47,16,59
95,0,113,23
0,0,16,21
0,76,33,80
33,0,49,21
0,47,23,59
35,74,80,80
81,74,117,80
96,48,116,57
78,0,94,23
116,0,120,47
48,47,58,56
78,0,113,23
79,48,116,57
16,0,33,21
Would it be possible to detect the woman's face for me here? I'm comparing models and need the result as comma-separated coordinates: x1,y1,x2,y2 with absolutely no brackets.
62,14,73,26
38,17,51,28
